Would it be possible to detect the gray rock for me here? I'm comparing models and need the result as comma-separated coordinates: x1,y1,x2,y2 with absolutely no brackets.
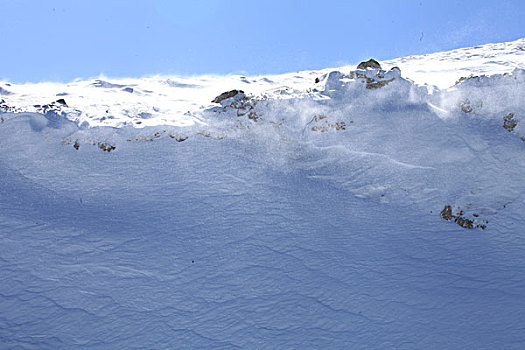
212,90,245,104
504,113,518,132
356,59,382,70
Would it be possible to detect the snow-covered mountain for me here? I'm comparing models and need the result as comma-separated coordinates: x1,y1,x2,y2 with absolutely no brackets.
1,38,524,128
1,39,525,349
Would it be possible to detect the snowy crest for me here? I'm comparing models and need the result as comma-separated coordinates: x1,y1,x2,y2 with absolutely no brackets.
1,39,525,230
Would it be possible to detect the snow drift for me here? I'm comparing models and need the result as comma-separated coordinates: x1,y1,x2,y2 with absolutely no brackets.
1,38,525,349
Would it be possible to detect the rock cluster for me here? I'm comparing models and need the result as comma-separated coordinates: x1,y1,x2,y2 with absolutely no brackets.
307,114,349,133
351,59,400,89
212,90,245,104
34,99,69,114
0,99,19,113
503,113,517,132
356,59,382,70
440,205,487,230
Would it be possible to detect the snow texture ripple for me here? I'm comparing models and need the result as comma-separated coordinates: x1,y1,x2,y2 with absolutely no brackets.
1,38,525,349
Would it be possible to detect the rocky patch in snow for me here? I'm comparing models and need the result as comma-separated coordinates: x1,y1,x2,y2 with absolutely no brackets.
0,99,20,113
211,89,245,105
503,112,518,131
356,58,382,70
97,142,116,152
1,40,525,231
306,114,349,133
440,205,488,230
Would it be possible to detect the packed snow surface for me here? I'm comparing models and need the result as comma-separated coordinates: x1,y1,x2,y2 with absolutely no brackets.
1,38,525,349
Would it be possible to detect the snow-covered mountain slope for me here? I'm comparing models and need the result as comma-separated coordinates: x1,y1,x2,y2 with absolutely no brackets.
1,39,525,349
1,38,523,128
2,38,524,227
387,38,525,88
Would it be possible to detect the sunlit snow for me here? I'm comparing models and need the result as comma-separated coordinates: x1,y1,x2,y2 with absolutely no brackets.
1,38,525,349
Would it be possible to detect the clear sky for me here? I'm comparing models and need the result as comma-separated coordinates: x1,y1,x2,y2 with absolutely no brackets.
1,0,524,83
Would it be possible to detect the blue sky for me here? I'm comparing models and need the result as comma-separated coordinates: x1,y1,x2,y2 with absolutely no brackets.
1,0,524,82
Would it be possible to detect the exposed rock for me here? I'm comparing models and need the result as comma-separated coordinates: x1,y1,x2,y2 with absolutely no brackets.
311,126,328,132
459,99,473,113
454,216,475,229
440,205,487,230
212,90,245,104
366,78,395,89
455,74,481,86
169,133,188,142
55,98,68,107
232,101,254,117
350,67,400,90
38,99,69,114
248,112,259,122
334,121,346,130
122,87,134,93
308,114,350,133
1,99,20,113
503,113,517,132
356,59,382,70
210,94,261,124
98,143,116,152
440,205,454,221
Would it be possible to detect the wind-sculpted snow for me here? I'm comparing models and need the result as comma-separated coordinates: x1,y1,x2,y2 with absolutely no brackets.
1,39,525,349
1,43,525,226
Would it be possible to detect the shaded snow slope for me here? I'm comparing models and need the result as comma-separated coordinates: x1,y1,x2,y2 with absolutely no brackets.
1,115,525,349
1,39,525,349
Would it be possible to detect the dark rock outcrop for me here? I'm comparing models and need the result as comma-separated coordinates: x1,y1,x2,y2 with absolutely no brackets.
37,99,69,113
357,59,382,70
55,98,68,107
0,99,20,113
503,113,517,132
440,205,487,230
98,143,116,152
349,66,399,90
212,90,244,104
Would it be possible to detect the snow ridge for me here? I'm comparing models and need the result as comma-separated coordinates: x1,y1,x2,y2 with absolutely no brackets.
1,39,525,229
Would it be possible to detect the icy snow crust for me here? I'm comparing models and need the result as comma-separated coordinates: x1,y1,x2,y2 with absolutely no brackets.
1,39,525,348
